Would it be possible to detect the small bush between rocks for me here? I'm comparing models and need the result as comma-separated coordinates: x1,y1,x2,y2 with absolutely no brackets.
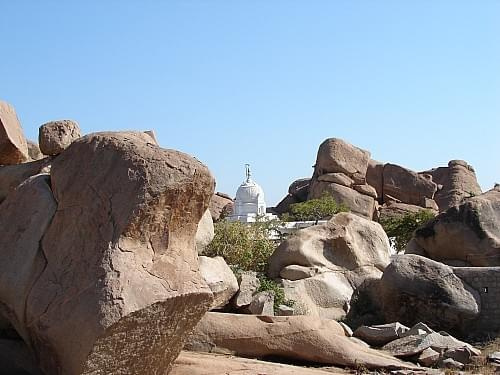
380,209,436,253
257,276,295,312
205,219,280,273
285,194,349,222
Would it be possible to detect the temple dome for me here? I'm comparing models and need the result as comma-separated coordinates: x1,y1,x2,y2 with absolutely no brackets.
235,179,265,204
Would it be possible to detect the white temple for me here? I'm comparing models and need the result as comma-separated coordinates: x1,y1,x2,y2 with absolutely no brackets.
228,164,277,223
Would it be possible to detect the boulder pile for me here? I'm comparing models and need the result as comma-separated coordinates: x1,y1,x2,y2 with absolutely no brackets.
275,137,482,220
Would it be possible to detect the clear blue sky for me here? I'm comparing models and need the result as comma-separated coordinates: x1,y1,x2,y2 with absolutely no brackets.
2,1,499,205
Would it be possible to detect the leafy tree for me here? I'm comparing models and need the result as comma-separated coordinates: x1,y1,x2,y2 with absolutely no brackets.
287,194,349,222
380,209,436,253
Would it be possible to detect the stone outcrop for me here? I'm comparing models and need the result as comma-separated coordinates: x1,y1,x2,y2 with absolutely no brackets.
0,100,29,165
0,132,214,374
383,164,437,206
0,157,51,203
185,312,415,370
233,271,260,309
353,323,410,347
195,209,215,254
308,180,376,219
377,255,480,333
288,178,310,201
269,212,391,278
27,140,43,161
424,160,482,212
268,212,391,319
382,331,480,359
38,119,81,156
306,139,376,219
409,186,500,266
315,138,371,178
199,256,238,309
208,192,233,221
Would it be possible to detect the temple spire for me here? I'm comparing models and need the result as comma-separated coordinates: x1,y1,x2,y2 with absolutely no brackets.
245,163,252,182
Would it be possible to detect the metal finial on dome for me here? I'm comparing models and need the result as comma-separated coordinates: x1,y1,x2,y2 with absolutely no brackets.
245,163,251,182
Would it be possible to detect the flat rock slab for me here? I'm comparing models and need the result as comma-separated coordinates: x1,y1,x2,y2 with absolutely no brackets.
171,351,346,375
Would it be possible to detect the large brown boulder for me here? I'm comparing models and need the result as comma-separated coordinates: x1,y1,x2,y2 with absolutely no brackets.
0,100,29,165
383,164,437,206
269,212,391,278
377,255,480,333
0,132,214,374
366,159,384,200
268,212,391,319
409,187,500,266
308,180,376,219
38,119,81,156
314,138,371,179
0,157,51,203
424,160,482,212
288,177,311,201
208,192,233,221
185,312,415,370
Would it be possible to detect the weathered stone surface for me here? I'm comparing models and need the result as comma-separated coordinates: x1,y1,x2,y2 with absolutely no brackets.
440,358,464,369
379,201,428,222
0,100,29,165
308,181,376,219
378,255,480,333
401,322,434,338
276,304,294,316
315,138,371,178
443,346,476,365
417,348,440,367
233,271,260,308
382,331,479,358
288,178,311,201
353,323,410,347
425,160,482,212
340,322,354,337
27,140,44,161
171,351,343,375
366,159,384,200
383,164,437,206
185,312,415,370
0,175,57,345
0,132,214,374
317,172,354,187
199,256,238,309
269,212,391,278
209,192,233,221
412,187,500,266
38,119,81,156
248,291,274,316
353,183,378,199
0,158,51,203
269,213,391,320
196,209,215,254
281,272,353,320
280,264,323,281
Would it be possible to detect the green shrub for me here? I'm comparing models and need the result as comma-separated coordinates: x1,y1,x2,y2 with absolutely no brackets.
204,220,278,273
257,276,295,312
287,194,349,222
380,209,436,253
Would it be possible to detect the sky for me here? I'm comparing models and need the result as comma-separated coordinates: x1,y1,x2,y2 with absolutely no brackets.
2,1,499,205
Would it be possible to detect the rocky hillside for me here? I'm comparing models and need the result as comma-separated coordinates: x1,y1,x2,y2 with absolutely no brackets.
1,99,499,374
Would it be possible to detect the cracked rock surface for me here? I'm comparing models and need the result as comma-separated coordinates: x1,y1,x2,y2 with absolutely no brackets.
0,131,214,375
